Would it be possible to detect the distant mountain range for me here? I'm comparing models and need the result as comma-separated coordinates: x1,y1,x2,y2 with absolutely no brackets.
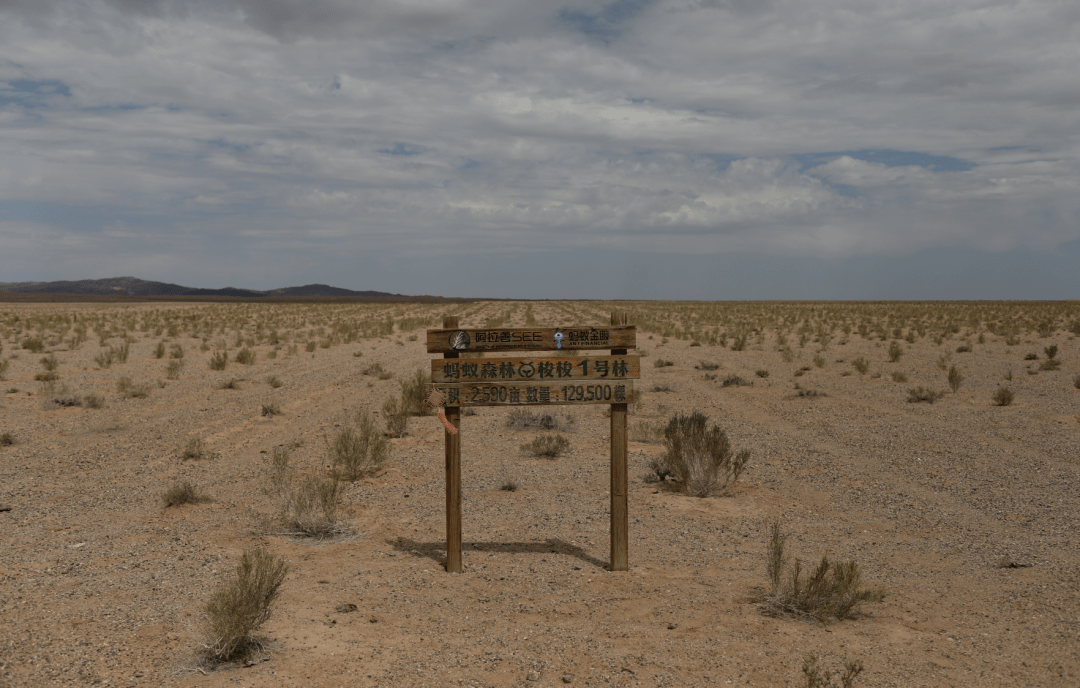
0,276,406,298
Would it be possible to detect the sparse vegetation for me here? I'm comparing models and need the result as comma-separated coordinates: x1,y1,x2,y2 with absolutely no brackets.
166,360,184,380
907,386,944,404
181,438,215,461
505,409,573,432
721,374,750,387
755,369,769,378
652,411,750,497
116,377,151,398
890,371,907,383
266,376,282,388
261,401,281,417
887,340,903,362
520,434,570,458
235,348,256,365
265,447,347,537
653,358,674,368
694,361,720,371
209,351,228,370
22,337,45,353
82,393,104,409
162,481,211,507
851,357,869,375
201,547,288,664
802,654,864,688
327,410,389,480
993,387,1015,406
0,432,14,446
947,365,964,392
382,396,409,437
219,378,241,390
758,521,885,623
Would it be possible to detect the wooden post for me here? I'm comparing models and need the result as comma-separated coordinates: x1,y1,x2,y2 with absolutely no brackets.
610,311,629,571
443,316,463,573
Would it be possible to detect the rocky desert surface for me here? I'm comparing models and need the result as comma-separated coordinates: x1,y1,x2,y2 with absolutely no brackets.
1,299,1078,687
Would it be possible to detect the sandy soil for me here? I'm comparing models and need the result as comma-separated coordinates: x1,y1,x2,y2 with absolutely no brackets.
1,301,1078,688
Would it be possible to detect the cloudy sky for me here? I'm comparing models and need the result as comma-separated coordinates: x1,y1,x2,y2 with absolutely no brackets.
1,0,1078,299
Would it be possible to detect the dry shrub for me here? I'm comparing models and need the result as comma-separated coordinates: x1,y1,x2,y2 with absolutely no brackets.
381,396,408,437
655,411,750,497
993,387,1015,406
181,438,215,461
166,360,184,380
520,434,570,458
116,377,151,398
209,351,228,371
266,448,347,537
327,410,389,480
851,357,869,374
947,365,964,392
505,409,573,432
162,481,211,507
759,521,885,623
22,337,45,353
907,386,944,404
721,374,750,388
399,368,432,415
802,654,865,688
202,548,288,663
261,401,281,417
0,432,14,446
235,348,256,365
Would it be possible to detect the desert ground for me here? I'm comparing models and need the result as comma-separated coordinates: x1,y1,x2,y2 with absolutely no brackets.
1,299,1078,688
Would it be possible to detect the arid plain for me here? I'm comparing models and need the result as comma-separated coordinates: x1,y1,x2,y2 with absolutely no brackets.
1,300,1078,688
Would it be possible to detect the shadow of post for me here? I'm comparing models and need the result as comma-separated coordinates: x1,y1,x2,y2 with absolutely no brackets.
389,536,610,571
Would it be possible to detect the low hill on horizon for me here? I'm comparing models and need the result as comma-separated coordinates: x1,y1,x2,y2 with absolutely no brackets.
0,276,406,299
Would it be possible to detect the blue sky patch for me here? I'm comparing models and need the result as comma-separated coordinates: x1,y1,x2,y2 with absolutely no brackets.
794,149,976,173
0,77,71,107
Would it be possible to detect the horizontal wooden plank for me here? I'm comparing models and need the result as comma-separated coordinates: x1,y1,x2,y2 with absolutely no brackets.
426,381,635,407
431,355,639,383
426,325,636,353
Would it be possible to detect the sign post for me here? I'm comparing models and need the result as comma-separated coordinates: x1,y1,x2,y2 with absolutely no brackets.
427,312,636,572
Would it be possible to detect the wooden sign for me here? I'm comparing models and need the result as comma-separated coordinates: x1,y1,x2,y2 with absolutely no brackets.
427,380,634,407
431,355,639,384
426,325,636,354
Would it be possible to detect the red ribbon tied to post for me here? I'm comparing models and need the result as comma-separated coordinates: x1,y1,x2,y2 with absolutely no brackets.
425,388,458,434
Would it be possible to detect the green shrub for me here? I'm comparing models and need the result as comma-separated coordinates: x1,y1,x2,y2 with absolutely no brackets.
654,411,749,497
993,387,1014,406
759,521,885,623
209,351,228,371
327,410,389,480
202,548,288,663
520,434,570,458
162,481,211,507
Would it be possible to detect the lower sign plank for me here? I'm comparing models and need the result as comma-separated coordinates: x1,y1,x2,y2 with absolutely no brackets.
427,381,634,407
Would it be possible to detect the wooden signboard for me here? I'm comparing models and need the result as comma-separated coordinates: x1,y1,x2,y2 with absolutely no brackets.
431,354,640,384
432,313,633,574
426,325,636,353
427,380,635,407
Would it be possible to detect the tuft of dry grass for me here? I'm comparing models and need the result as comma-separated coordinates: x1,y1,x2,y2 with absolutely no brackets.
260,402,281,417
520,434,570,458
0,431,14,446
209,351,228,371
181,438,216,461
162,481,212,507
201,548,288,664
907,386,944,404
505,409,574,432
264,448,348,538
758,521,885,623
116,377,151,398
802,654,865,688
993,386,1015,406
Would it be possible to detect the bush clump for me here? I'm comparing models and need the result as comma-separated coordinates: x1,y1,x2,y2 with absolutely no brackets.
520,434,570,458
907,386,944,404
116,377,151,398
505,409,573,432
947,365,964,392
22,337,45,353
202,548,288,663
0,432,14,446
758,521,885,623
265,447,347,537
209,351,228,371
851,357,869,375
162,481,212,507
327,410,389,480
652,411,750,497
235,348,256,366
993,387,1014,406
802,654,865,688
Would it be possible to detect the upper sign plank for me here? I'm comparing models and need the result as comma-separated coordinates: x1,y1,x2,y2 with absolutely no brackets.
426,326,636,353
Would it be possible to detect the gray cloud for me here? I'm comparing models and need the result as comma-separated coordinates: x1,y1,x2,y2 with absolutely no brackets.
1,0,1078,296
